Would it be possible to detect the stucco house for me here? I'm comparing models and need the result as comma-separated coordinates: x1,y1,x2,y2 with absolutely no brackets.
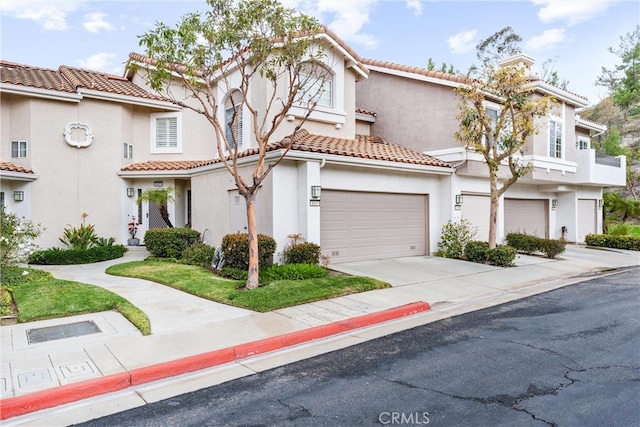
1,31,621,265
356,54,625,244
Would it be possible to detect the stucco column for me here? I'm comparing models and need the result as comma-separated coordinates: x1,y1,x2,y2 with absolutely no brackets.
297,160,322,245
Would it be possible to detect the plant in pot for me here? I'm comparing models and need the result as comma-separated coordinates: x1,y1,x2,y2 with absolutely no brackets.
127,216,140,246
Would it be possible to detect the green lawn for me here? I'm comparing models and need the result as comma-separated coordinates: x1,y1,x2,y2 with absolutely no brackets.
2,267,151,335
106,260,391,312
629,225,640,237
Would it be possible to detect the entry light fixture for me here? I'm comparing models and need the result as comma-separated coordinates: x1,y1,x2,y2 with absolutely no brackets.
551,199,558,210
311,185,322,199
154,181,163,188
13,191,24,202
455,194,463,205
126,188,135,197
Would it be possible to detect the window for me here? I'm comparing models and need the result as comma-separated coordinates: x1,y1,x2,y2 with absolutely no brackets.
299,72,333,108
11,140,27,158
0,192,4,208
150,113,182,153
224,92,243,149
187,190,192,226
576,138,589,150
549,120,563,159
123,143,133,159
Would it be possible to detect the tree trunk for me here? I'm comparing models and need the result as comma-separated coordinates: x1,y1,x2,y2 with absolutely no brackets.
245,195,260,290
488,176,499,249
160,203,174,228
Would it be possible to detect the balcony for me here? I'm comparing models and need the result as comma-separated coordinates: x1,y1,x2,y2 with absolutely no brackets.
575,149,626,186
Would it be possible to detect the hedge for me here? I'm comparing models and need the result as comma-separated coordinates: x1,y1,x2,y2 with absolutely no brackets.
144,228,200,258
505,232,566,259
282,242,322,265
220,232,277,270
585,234,640,251
28,245,127,265
464,241,516,267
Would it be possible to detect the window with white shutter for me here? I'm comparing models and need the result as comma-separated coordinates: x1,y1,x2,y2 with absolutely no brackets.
150,113,182,153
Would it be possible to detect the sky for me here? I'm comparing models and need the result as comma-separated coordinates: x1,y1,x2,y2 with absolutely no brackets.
1,0,638,106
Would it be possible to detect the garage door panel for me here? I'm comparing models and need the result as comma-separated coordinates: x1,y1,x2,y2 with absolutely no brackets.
504,199,548,238
321,191,427,263
577,199,596,243
461,195,491,242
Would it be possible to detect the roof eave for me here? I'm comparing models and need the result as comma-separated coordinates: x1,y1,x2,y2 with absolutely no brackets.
79,88,180,110
0,83,81,102
0,170,39,181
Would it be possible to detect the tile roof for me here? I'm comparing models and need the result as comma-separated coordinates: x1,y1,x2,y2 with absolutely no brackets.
121,129,451,172
1,61,75,93
1,60,168,102
355,108,376,117
0,161,35,174
362,58,468,85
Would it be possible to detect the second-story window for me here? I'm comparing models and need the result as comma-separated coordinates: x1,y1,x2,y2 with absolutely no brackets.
150,112,182,153
549,120,563,159
576,138,589,150
224,91,243,149
123,143,133,159
11,140,28,158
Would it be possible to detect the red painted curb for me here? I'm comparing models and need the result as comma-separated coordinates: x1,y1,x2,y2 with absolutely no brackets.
0,301,430,420
0,372,131,420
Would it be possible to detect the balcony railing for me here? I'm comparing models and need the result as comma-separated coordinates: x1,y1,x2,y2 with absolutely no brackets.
595,153,622,168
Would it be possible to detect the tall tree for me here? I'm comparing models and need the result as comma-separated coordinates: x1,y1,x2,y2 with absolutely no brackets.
456,28,554,248
134,0,327,289
596,25,640,117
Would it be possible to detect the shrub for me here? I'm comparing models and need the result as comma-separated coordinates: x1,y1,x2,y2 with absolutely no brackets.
28,245,127,265
96,237,116,247
59,222,99,250
486,245,517,267
181,243,216,268
1,266,53,286
585,234,640,251
464,241,490,263
0,206,43,268
505,232,566,259
282,234,321,265
606,223,631,236
144,228,200,258
221,233,277,270
260,264,329,283
437,219,478,259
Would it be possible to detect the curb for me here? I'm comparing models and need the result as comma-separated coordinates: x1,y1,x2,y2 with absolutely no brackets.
0,301,430,420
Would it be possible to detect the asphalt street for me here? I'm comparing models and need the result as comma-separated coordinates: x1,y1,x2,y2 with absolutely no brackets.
76,267,640,427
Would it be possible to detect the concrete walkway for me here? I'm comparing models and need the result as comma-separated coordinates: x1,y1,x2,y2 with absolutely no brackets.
0,244,638,425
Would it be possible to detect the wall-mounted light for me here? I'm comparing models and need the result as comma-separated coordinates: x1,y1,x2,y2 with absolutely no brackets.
598,199,603,209
154,181,163,188
126,188,135,197
311,185,322,199
551,199,558,210
455,194,463,205
13,191,24,202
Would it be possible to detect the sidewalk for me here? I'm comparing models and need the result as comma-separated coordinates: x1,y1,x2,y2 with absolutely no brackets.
0,245,638,425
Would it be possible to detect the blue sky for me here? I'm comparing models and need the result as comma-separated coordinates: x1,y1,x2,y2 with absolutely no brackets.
1,0,638,106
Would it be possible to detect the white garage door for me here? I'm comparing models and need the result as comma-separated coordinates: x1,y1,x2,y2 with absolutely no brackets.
504,198,548,238
577,199,597,242
321,191,427,263
460,195,490,241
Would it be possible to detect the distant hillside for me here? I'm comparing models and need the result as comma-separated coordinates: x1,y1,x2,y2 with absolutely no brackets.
581,96,640,149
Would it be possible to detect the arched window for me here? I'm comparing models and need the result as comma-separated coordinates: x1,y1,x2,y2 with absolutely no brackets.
224,90,243,149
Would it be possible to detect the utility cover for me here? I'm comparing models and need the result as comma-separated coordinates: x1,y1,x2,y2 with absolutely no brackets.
26,321,102,344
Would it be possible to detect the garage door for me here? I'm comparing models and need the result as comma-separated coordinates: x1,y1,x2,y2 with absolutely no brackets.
460,195,490,241
504,198,548,238
321,191,427,263
577,199,597,242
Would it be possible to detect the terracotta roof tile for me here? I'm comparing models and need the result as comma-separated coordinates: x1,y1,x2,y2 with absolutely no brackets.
0,61,75,93
0,161,35,174
355,108,376,116
121,129,451,172
362,58,468,85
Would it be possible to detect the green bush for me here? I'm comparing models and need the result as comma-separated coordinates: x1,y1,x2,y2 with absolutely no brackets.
259,264,329,283
437,219,478,259
59,223,99,250
221,233,277,270
181,243,216,268
96,237,116,247
486,245,517,267
585,234,640,251
464,241,490,263
1,266,53,286
283,242,322,265
1,206,42,268
505,232,566,259
144,228,200,258
28,245,127,265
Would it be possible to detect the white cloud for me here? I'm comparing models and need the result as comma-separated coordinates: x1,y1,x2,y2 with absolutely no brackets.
82,12,115,34
0,0,80,31
282,0,379,49
525,28,566,51
447,30,478,54
406,0,423,16
532,0,613,26
77,52,117,71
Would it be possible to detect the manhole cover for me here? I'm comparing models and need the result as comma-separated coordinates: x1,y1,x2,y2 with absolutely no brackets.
26,321,101,344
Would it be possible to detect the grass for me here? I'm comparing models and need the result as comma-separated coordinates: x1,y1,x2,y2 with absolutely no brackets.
106,260,391,312
628,225,640,237
2,266,151,335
